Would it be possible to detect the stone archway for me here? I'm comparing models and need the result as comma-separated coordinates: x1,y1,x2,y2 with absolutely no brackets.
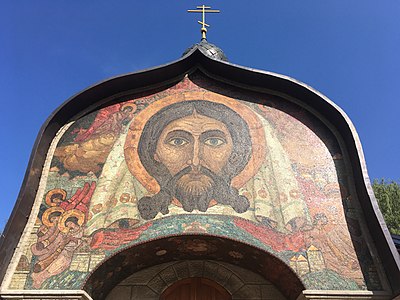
83,235,304,300
105,260,286,300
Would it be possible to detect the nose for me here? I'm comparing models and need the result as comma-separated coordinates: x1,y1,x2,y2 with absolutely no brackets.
188,139,201,170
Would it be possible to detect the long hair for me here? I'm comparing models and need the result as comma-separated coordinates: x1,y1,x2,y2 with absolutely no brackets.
137,100,252,185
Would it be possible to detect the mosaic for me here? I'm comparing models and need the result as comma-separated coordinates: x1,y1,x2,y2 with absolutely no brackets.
7,75,381,293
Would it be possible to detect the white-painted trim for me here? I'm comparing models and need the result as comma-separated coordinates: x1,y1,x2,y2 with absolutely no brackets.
0,122,75,290
297,290,394,300
0,289,93,300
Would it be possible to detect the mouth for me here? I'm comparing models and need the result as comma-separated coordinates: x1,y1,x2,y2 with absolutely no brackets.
172,166,216,185
177,172,214,188
186,171,205,180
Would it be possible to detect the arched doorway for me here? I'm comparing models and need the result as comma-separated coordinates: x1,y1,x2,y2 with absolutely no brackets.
161,277,230,300
84,235,304,300
105,260,287,300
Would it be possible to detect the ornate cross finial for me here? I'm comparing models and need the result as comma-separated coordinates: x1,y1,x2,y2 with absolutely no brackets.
188,5,220,40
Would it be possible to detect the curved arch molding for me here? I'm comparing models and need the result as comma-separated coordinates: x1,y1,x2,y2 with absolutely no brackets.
84,235,303,300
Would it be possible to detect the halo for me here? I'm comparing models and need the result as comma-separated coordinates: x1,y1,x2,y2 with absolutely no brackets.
120,102,137,113
45,189,67,207
58,209,85,233
124,90,266,194
42,207,65,227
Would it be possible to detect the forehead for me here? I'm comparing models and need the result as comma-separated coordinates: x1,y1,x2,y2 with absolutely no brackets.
161,113,230,135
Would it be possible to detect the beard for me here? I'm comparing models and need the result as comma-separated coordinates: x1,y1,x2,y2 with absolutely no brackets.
174,168,216,212
137,165,250,220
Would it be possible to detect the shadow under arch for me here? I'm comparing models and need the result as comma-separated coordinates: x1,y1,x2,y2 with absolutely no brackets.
82,234,305,300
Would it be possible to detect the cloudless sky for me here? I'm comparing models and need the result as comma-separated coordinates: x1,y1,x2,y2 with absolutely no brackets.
1,1,399,230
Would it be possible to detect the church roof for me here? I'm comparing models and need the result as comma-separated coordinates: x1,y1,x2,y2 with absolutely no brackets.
0,41,399,295
182,39,228,61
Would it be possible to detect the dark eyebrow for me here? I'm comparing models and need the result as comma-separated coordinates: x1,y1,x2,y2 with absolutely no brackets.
200,130,227,141
164,130,193,142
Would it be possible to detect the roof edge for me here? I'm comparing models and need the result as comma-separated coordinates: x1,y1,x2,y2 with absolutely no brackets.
0,47,399,294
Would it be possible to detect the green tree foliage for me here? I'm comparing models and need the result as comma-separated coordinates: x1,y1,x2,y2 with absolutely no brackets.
372,179,400,235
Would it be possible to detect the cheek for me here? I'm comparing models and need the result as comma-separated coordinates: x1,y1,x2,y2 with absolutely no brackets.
203,144,232,170
156,144,191,173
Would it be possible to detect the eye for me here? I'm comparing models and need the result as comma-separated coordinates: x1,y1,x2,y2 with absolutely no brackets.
167,137,189,147
204,137,226,147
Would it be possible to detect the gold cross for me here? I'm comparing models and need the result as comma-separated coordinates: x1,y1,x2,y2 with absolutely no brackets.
188,5,220,40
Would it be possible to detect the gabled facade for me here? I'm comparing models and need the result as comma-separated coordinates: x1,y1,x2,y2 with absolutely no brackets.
1,41,399,300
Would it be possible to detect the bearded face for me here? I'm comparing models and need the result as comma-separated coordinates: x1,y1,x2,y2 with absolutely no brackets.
152,111,232,211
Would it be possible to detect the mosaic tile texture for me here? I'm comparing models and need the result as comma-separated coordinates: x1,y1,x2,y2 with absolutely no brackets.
8,74,382,294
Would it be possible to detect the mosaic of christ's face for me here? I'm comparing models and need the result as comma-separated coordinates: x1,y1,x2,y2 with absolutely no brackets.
135,100,252,220
154,111,233,210
154,111,233,177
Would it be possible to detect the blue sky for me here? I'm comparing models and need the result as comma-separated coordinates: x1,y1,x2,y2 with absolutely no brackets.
1,1,399,229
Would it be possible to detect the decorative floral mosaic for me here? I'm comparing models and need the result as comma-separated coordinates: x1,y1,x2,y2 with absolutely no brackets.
8,75,382,293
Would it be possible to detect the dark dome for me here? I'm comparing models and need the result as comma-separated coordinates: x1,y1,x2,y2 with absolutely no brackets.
182,39,228,61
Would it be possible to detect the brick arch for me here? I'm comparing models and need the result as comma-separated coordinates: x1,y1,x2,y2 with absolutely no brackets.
83,235,304,300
